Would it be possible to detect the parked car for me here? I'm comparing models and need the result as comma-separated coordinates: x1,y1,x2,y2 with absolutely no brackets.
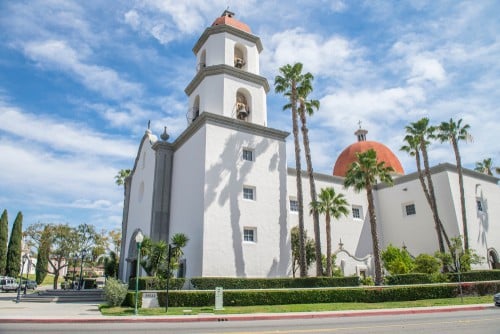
494,292,500,306
21,279,37,290
0,276,19,292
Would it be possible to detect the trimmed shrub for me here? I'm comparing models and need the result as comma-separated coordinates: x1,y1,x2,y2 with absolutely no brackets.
190,276,359,290
124,291,142,308
385,273,434,285
128,276,185,290
447,270,500,282
104,278,129,307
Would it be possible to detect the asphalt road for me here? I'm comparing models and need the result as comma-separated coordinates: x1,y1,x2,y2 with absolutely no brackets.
2,308,499,334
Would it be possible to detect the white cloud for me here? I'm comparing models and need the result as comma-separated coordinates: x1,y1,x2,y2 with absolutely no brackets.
407,56,446,84
22,40,143,100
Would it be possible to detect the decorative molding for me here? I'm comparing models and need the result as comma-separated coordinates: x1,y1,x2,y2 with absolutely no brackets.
193,24,263,54
185,64,270,95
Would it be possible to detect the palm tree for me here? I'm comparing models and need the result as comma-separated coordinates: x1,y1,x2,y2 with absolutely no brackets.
344,149,393,285
294,71,323,276
475,158,493,176
436,118,472,250
403,118,450,254
115,169,131,186
275,63,308,277
310,188,349,277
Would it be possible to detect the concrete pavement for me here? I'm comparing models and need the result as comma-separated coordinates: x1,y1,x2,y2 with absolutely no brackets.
0,292,495,324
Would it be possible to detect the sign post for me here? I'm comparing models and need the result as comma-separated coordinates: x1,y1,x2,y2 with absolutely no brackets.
215,287,224,310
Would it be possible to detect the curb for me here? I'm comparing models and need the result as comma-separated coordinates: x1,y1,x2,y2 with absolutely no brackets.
0,305,491,324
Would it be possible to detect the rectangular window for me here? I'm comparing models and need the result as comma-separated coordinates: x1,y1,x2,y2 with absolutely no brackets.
242,149,254,161
243,228,256,242
405,203,416,216
290,199,298,212
243,187,255,200
352,205,363,219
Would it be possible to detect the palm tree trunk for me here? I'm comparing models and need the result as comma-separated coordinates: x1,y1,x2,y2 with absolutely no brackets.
453,138,468,250
325,213,332,277
292,96,307,277
299,109,323,276
421,143,447,253
366,185,383,285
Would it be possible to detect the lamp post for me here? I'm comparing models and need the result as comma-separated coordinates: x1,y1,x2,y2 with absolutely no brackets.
72,254,78,289
23,255,31,295
134,231,144,316
78,249,87,291
16,254,29,303
165,244,172,313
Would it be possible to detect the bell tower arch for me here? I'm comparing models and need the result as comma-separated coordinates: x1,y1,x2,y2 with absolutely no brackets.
185,10,269,126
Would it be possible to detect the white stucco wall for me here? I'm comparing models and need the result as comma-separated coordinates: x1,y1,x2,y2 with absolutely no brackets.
169,126,207,278
287,171,372,276
123,133,157,278
201,123,289,277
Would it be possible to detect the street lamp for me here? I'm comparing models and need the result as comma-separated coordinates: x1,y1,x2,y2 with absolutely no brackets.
134,230,144,316
165,244,172,313
23,255,31,295
72,254,78,289
78,249,87,291
16,254,29,303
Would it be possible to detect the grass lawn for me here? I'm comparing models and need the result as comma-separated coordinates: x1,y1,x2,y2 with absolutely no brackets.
99,295,493,316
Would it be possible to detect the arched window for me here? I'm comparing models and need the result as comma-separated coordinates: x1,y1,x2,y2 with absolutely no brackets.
234,44,246,69
192,95,200,122
235,90,251,121
488,248,500,269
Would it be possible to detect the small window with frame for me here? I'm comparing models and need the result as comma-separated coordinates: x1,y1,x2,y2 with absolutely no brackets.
243,228,256,242
352,205,363,220
477,199,484,213
243,186,255,200
404,203,416,216
289,198,298,213
242,148,254,162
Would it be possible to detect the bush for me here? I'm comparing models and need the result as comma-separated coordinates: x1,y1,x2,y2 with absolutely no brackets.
128,277,185,290
104,278,129,307
381,244,414,275
413,254,441,274
385,273,434,285
190,277,359,290
447,270,500,282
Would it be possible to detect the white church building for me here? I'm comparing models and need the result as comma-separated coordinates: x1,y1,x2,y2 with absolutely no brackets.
119,11,500,283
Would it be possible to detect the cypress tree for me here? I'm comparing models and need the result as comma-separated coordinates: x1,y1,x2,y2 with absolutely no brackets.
36,225,51,285
0,210,8,275
6,211,23,277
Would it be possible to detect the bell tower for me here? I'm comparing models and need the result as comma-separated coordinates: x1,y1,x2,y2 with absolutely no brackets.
184,10,269,126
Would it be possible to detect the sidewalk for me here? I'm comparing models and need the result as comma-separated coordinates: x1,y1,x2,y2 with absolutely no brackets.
0,293,494,324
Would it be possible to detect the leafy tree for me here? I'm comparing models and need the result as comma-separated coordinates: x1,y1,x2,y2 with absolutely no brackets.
381,244,414,275
104,251,119,278
0,210,8,275
402,118,451,254
475,158,493,176
140,237,168,277
46,224,79,289
6,211,23,277
35,225,51,284
310,187,349,276
435,237,483,273
344,149,394,285
412,253,441,274
115,169,131,186
290,226,316,278
436,118,472,250
296,71,323,277
275,62,308,277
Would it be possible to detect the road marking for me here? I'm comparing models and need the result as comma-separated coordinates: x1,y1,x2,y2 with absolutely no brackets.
210,316,500,334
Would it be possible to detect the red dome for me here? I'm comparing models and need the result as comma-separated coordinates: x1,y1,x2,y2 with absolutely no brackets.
333,141,404,177
212,11,251,33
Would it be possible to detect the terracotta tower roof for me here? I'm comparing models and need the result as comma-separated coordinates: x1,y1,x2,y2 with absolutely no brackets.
211,10,251,33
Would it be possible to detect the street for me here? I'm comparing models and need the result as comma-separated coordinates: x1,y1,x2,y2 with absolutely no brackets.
1,308,499,334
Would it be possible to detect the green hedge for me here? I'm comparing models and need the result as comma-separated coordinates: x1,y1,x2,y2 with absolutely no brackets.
124,291,142,308
447,270,500,282
387,270,500,285
190,276,360,290
385,273,435,285
122,282,500,308
128,277,185,290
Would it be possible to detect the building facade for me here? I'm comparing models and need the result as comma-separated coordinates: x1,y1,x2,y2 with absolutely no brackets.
119,11,500,283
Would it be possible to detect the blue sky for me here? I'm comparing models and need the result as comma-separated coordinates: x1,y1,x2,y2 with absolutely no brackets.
0,1,499,232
